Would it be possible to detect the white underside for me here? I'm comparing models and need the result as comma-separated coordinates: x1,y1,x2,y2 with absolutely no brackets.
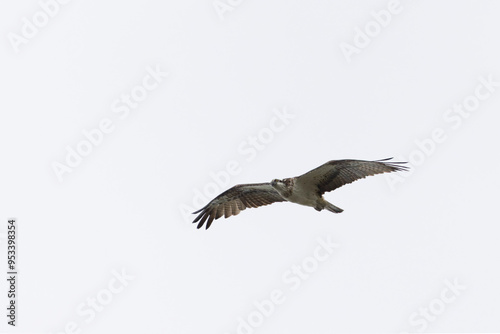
286,184,321,208
287,194,318,207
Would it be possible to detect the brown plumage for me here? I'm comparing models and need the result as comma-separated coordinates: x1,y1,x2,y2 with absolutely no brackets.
193,158,408,229
296,158,408,195
192,183,286,229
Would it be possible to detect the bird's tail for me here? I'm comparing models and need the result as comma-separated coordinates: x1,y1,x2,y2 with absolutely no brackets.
325,202,344,213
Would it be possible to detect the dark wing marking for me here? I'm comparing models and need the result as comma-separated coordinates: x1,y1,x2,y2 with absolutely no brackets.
192,183,286,229
296,158,408,195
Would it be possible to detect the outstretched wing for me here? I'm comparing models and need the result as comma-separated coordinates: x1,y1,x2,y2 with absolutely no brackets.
192,183,286,229
296,158,408,195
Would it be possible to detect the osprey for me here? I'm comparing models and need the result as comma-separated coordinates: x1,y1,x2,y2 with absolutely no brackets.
193,158,407,229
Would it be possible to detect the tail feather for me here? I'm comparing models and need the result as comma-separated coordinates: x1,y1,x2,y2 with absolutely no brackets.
325,202,343,213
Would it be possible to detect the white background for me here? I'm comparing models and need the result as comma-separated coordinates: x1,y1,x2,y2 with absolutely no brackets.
1,0,499,333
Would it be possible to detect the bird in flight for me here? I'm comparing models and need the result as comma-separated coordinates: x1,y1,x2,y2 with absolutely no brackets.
192,158,408,229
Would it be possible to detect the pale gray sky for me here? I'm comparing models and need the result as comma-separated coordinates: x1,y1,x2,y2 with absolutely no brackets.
1,0,499,333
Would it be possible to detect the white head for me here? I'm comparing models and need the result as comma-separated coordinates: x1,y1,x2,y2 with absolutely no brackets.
271,178,292,197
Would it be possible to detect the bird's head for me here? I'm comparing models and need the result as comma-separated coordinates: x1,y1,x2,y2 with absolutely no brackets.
271,178,293,197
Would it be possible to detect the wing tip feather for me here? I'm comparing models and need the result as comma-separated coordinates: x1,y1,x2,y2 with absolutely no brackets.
375,157,410,172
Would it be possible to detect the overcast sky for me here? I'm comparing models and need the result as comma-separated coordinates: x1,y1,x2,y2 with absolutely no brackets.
1,0,499,333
